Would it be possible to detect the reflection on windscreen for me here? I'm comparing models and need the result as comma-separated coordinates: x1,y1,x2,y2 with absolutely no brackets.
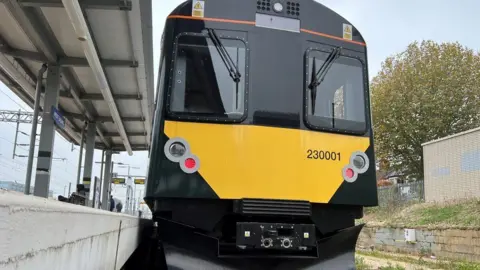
170,34,246,120
307,51,366,133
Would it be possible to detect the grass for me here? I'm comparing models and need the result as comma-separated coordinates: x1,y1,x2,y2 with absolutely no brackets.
416,205,463,226
360,198,480,228
357,250,480,270
379,265,407,270
379,264,405,270
356,256,407,270
355,257,371,270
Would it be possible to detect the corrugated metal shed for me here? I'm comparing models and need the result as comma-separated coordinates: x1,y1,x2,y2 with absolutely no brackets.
422,127,480,202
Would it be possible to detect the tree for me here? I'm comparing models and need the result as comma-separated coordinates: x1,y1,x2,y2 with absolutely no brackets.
371,40,480,179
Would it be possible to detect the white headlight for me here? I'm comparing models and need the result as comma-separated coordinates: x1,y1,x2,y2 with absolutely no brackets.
352,155,366,170
349,151,370,174
273,2,283,12
169,142,186,157
164,137,190,163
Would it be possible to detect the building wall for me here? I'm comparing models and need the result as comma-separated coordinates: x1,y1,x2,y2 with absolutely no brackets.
422,128,480,202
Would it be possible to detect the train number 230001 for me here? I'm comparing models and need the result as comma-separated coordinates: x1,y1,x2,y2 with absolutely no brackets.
306,150,341,161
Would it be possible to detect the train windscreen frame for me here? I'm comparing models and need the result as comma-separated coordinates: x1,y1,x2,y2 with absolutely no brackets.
167,32,249,123
304,48,368,135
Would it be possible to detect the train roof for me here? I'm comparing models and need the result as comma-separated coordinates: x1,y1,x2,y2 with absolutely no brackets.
166,0,366,50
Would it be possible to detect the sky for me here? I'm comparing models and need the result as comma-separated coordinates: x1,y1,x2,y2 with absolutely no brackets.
0,0,479,203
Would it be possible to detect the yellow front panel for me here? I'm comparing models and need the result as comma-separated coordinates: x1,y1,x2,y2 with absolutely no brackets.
164,121,370,203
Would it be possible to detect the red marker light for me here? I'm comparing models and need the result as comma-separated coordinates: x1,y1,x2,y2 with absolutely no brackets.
185,158,196,169
345,168,354,178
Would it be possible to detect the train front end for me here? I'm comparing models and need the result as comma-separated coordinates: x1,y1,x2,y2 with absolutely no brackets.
146,0,377,268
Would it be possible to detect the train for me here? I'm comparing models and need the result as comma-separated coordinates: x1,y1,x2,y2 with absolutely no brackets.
144,0,377,268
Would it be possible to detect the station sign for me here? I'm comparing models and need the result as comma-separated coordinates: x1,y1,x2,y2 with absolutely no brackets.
51,106,65,130
112,177,126,184
134,178,145,185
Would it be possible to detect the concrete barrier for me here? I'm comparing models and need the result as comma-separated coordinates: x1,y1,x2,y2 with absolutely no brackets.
0,190,148,270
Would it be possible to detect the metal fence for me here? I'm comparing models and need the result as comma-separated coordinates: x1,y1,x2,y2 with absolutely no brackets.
377,181,425,207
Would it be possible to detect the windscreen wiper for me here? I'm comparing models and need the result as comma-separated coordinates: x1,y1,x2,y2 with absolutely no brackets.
310,58,318,115
308,47,342,114
309,47,342,90
207,28,242,109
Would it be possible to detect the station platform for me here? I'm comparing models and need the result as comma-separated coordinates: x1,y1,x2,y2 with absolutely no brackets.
0,190,150,270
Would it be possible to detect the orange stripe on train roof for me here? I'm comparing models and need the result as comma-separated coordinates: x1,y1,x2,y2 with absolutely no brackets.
167,15,255,25
300,28,366,46
167,15,366,46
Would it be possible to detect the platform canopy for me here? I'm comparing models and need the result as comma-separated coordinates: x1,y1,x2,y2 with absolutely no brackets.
0,0,154,155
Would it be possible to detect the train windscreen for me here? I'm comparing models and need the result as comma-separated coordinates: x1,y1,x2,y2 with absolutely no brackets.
169,34,247,121
305,49,367,134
